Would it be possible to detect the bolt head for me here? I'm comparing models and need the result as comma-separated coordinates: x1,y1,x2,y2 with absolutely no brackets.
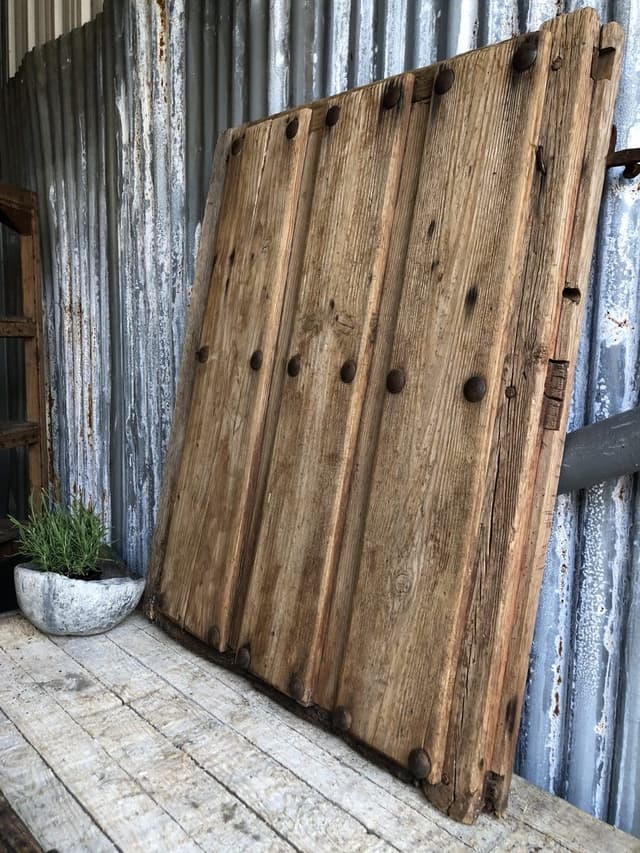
382,84,402,109
287,354,302,377
434,67,455,95
286,117,299,139
196,345,209,363
231,136,243,155
340,359,357,384
513,36,538,73
289,675,305,701
236,646,251,669
250,349,263,371
463,375,487,403
325,104,341,126
408,748,431,780
332,706,352,732
386,368,406,394
505,385,517,399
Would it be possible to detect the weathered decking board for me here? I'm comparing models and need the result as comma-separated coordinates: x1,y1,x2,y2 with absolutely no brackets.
0,613,638,853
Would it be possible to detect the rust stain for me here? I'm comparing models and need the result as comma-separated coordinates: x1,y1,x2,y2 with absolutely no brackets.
155,0,167,62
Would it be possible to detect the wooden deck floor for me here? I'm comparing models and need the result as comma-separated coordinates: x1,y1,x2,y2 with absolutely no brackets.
0,612,638,852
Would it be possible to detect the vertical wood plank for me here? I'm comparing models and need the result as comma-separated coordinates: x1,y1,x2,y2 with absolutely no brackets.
158,110,311,647
334,33,551,780
237,76,414,700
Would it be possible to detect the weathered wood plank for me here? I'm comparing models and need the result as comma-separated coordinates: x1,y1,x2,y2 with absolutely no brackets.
238,75,414,701
0,318,36,338
0,422,40,450
158,110,312,647
0,711,115,853
489,19,626,809
144,128,234,620
424,9,604,822
334,32,551,784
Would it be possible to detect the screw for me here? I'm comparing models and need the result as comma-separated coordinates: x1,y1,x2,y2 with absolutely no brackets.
231,136,243,155
513,36,538,73
208,626,221,648
332,706,353,732
236,646,251,669
287,354,302,377
505,385,517,399
382,84,402,109
286,117,299,139
326,105,341,126
434,67,455,95
340,359,357,384
289,674,305,701
250,349,263,371
409,748,431,780
386,368,405,394
196,345,209,363
463,375,487,402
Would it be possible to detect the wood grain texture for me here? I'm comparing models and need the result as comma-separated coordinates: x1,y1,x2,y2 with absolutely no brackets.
144,128,234,620
424,9,603,822
237,76,414,701
158,110,311,647
489,19,625,811
333,33,551,780
0,318,36,338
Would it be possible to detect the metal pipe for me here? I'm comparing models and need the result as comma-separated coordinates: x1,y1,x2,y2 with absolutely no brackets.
558,407,640,494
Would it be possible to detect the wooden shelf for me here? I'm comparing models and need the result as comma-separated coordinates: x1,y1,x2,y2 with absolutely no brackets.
0,421,40,450
0,317,36,337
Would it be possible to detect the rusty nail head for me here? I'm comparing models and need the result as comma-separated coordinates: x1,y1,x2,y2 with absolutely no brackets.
434,67,455,95
286,116,299,139
250,349,263,371
325,104,341,126
340,359,357,384
408,748,431,780
513,35,538,72
289,675,305,701
196,345,209,363
231,136,243,156
505,385,517,399
386,368,406,394
236,646,251,669
287,354,302,377
208,626,221,648
463,375,487,403
332,706,353,732
382,84,402,109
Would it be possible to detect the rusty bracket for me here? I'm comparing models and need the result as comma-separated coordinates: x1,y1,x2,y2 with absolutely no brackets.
606,147,640,180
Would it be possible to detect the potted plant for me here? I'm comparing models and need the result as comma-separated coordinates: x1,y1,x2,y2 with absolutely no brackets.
10,494,145,636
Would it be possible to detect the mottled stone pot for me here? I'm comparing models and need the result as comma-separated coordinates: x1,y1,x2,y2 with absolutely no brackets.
14,562,145,636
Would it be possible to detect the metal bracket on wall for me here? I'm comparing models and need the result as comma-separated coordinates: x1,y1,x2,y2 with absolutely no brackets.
558,406,640,494
606,147,640,179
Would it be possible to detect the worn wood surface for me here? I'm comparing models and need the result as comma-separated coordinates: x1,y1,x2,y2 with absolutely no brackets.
0,318,36,338
334,31,550,786
149,10,622,823
157,111,311,647
238,76,414,700
1,613,638,852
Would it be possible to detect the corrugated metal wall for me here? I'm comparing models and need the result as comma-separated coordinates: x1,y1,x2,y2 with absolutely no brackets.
0,0,638,837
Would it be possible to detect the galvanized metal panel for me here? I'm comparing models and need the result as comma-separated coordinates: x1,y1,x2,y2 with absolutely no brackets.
0,0,639,837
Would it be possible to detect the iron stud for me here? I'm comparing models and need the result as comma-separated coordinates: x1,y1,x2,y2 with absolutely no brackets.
408,748,431,780
287,354,302,377
196,345,209,363
386,368,405,394
250,349,263,371
434,67,455,95
463,375,487,403
236,646,251,669
325,105,341,126
513,36,538,73
340,359,357,384
286,117,299,139
505,385,517,399
208,626,221,648
289,675,305,702
332,706,353,732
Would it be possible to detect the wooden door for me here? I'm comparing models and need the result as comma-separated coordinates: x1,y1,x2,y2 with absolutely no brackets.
147,9,623,823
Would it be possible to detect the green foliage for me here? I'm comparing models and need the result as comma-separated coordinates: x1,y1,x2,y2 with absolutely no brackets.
9,492,109,577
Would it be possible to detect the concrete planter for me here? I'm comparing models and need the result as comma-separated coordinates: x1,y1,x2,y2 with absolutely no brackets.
14,562,145,636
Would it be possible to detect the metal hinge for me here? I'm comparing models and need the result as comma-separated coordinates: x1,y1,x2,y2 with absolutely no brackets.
542,360,569,431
